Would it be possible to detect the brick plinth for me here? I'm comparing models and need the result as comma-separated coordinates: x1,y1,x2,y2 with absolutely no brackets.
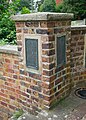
0,12,74,114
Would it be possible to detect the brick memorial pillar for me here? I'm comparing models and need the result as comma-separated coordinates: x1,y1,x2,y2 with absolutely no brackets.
12,12,73,112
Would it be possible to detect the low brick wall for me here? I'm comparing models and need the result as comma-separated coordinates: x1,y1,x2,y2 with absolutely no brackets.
0,46,20,112
0,45,43,114
71,26,86,86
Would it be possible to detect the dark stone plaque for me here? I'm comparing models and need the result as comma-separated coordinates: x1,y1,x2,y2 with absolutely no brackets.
56,36,66,67
85,53,86,68
25,38,39,70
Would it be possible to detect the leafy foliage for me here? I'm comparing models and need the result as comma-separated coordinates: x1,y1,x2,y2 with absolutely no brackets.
56,3,63,13
19,0,34,12
0,0,8,14
12,109,24,120
21,7,30,14
0,0,20,45
56,0,86,19
39,0,57,12
0,12,16,44
35,0,44,12
0,0,31,45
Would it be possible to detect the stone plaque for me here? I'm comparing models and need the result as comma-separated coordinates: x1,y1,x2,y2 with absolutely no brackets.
25,38,39,70
56,36,66,67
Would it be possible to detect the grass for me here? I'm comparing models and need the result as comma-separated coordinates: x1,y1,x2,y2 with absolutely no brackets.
12,109,24,120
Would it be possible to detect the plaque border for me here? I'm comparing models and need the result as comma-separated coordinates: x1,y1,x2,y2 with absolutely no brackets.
84,34,86,68
24,35,42,74
55,33,67,68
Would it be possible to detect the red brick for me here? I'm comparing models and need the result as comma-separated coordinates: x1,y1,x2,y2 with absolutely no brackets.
14,60,19,64
16,29,22,33
78,41,84,45
21,92,29,98
42,49,55,56
1,101,7,107
43,63,55,69
71,30,80,35
42,56,54,63
31,96,39,103
43,70,53,76
44,95,54,101
10,95,15,100
47,21,55,27
10,88,15,92
5,59,10,63
9,105,16,110
8,78,15,83
25,21,39,27
16,22,24,27
0,92,7,98
17,34,22,40
13,75,18,79
58,84,62,90
50,75,57,82
36,28,54,35
29,72,41,80
54,28,65,34
17,41,22,45
23,28,28,33
16,89,21,94
55,78,63,85
42,43,54,49
40,21,47,28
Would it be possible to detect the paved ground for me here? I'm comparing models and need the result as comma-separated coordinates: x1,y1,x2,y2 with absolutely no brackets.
0,85,86,120
17,87,86,120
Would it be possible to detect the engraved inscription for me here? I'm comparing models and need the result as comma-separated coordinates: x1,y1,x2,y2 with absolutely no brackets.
25,38,39,70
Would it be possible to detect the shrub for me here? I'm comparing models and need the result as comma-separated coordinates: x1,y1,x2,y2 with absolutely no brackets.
21,7,30,14
39,0,57,12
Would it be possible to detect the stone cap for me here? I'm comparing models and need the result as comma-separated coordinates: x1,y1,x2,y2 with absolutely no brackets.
0,45,19,55
11,12,74,21
71,19,86,26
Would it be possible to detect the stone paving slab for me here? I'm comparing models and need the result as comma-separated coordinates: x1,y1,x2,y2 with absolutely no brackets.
17,113,38,120
16,89,86,120
82,114,86,120
64,103,86,120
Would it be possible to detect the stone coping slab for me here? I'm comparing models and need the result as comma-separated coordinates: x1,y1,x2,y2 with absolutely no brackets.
11,12,73,21
71,19,86,26
71,25,86,30
0,45,19,55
